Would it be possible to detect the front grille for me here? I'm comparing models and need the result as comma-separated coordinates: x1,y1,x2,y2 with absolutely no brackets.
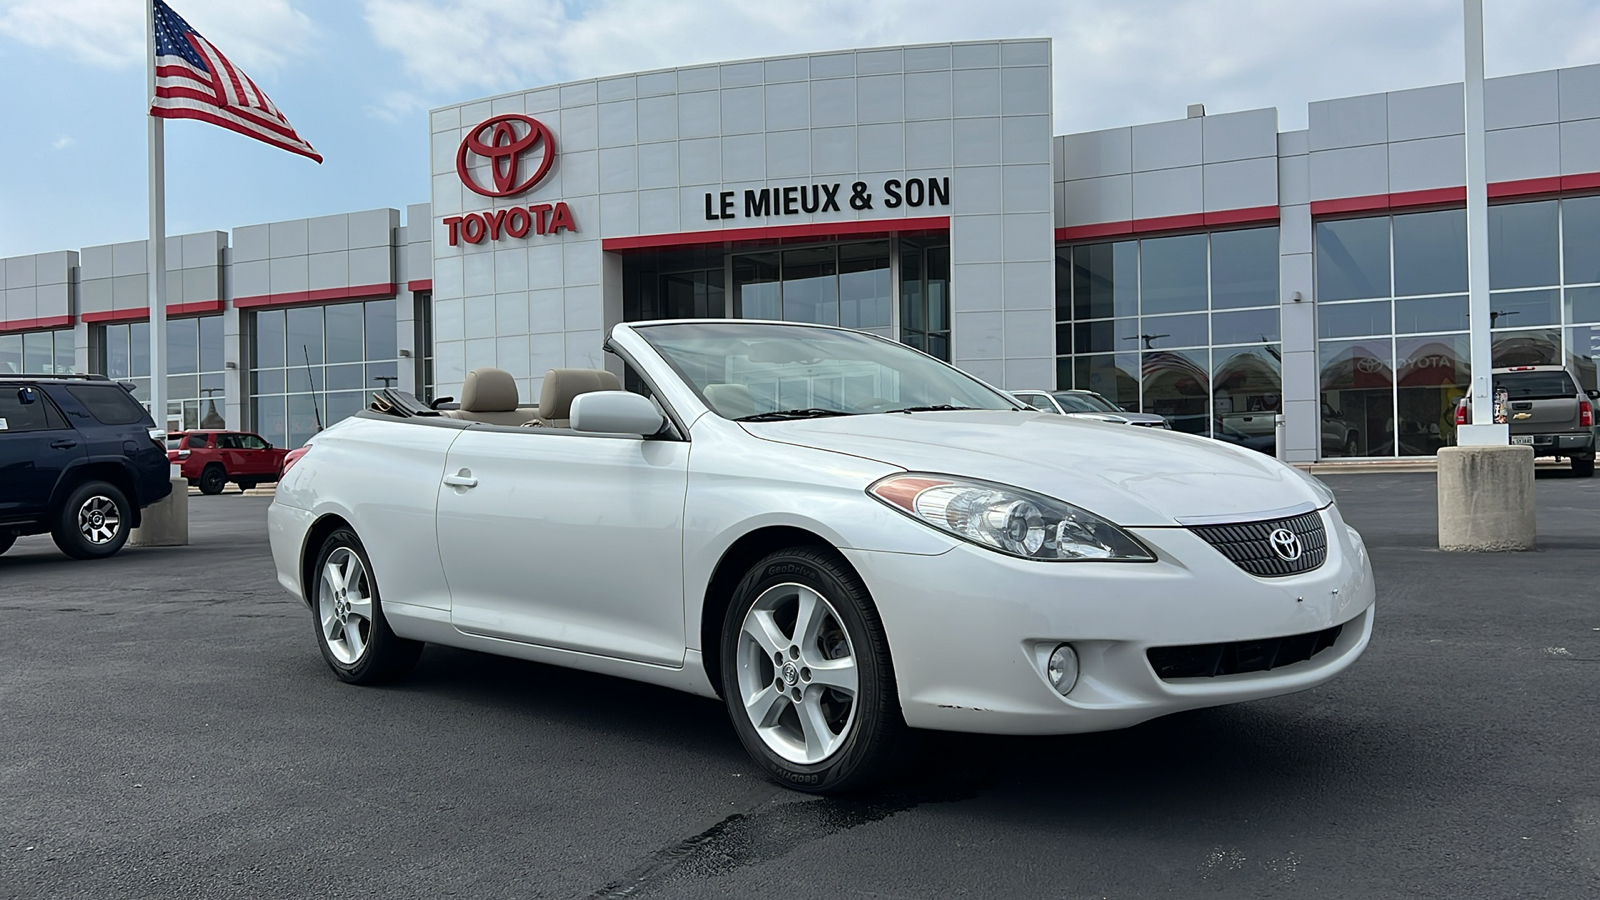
1187,510,1328,578
1147,624,1344,680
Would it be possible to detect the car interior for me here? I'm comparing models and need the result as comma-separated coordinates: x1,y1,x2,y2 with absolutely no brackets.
437,366,622,428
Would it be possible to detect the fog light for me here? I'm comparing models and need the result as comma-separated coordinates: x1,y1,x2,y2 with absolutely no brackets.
1046,643,1079,696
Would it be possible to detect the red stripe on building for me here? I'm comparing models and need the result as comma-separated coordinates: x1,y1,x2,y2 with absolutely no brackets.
1488,176,1564,199
1309,172,1600,216
0,315,73,334
79,300,225,324
407,280,433,293
1054,206,1278,242
601,216,951,252
233,283,396,309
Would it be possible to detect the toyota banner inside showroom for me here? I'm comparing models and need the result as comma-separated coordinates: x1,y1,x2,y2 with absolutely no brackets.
5,36,1600,461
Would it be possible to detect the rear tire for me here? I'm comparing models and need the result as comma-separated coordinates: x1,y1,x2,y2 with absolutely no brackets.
236,479,257,491
199,464,227,495
720,546,905,794
1574,454,1595,478
51,481,132,560
311,528,422,684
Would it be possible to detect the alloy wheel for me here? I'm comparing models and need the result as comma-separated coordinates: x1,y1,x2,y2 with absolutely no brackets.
317,547,374,665
735,582,859,765
77,495,122,545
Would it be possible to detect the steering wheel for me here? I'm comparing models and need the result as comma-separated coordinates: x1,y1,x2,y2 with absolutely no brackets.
849,398,899,413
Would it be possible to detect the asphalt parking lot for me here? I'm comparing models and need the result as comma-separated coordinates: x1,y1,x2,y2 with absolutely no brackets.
3,471,1599,899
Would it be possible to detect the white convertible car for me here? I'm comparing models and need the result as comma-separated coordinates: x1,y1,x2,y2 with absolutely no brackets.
268,320,1375,792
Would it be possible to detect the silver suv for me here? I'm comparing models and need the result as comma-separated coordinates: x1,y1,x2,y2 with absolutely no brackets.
1454,365,1599,477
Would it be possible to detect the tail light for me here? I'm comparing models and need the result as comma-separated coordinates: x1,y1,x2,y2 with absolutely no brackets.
1582,400,1594,428
281,445,311,477
1455,404,1468,426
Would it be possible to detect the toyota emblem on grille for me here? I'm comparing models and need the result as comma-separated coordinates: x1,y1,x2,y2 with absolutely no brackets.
1269,528,1303,562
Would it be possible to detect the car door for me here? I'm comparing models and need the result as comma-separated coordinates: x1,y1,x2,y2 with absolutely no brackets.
0,385,85,519
237,433,278,476
435,425,690,666
215,433,247,474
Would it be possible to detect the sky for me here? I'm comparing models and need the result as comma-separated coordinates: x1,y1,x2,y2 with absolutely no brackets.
5,0,1600,260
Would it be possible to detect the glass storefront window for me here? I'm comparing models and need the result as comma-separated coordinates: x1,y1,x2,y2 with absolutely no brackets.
1141,313,1207,349
95,317,224,430
1566,286,1600,325
1057,226,1280,447
1,330,73,375
1072,353,1140,412
1395,295,1468,333
1319,300,1392,339
1316,217,1390,301
1489,199,1559,290
1491,328,1561,367
779,247,837,325
839,242,892,333
1071,241,1138,320
1210,228,1279,309
900,241,950,360
1214,345,1282,447
1396,334,1467,455
1489,288,1560,327
1319,338,1395,457
1563,195,1600,285
250,299,400,447
1392,208,1467,296
1142,348,1210,434
1139,233,1207,314
1567,325,1600,393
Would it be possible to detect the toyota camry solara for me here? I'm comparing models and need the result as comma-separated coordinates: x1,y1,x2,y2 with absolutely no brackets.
268,319,1375,793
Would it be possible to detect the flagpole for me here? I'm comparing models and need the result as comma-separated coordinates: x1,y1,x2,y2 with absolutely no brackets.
146,0,169,433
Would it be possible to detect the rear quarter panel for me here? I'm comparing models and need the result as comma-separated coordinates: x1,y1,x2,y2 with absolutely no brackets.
274,415,467,611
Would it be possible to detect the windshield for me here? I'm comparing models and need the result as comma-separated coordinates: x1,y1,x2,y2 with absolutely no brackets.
1494,371,1577,400
1052,391,1120,414
635,322,1020,419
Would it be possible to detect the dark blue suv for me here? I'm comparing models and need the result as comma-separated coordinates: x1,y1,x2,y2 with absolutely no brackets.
1,375,172,559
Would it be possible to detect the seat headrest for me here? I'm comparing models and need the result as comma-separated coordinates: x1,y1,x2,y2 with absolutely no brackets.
703,383,756,419
460,367,521,412
538,368,622,420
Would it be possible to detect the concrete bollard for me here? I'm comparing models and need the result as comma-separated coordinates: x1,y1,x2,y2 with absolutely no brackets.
130,477,190,547
1437,445,1535,551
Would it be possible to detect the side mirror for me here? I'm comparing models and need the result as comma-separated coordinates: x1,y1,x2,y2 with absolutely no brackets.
1588,389,1600,400
16,387,37,405
570,391,665,436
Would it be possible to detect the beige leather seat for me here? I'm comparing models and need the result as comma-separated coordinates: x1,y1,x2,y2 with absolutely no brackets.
534,368,622,428
441,367,539,426
703,383,756,419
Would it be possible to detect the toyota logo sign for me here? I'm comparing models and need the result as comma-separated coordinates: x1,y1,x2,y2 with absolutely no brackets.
456,114,556,198
1268,528,1303,562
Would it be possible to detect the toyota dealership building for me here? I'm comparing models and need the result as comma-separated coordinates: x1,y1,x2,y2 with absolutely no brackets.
4,37,1600,463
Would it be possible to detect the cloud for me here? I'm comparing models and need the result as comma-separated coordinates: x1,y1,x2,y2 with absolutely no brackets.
51,135,74,150
364,89,430,123
363,0,1600,133
0,0,317,72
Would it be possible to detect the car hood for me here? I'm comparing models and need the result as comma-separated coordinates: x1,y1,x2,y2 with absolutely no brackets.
742,410,1321,527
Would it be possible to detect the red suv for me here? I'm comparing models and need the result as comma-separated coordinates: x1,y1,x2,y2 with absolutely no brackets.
167,430,288,495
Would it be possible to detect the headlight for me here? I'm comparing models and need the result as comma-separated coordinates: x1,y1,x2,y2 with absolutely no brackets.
868,474,1155,562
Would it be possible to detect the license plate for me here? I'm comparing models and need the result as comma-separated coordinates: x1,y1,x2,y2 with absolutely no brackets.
1511,435,1533,445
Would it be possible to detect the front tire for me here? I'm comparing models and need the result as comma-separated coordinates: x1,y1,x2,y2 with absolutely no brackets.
199,464,227,495
51,481,132,560
311,529,422,684
720,547,905,793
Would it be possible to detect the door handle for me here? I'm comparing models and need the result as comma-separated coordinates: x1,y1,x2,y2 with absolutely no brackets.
442,470,478,488
51,439,78,450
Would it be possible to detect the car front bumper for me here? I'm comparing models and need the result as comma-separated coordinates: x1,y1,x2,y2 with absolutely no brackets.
841,504,1375,735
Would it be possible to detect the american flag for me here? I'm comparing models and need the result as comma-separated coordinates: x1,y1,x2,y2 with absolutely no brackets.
150,0,321,163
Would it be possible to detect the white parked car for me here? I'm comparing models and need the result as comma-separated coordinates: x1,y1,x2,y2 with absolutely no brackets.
1011,388,1172,428
268,320,1375,793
